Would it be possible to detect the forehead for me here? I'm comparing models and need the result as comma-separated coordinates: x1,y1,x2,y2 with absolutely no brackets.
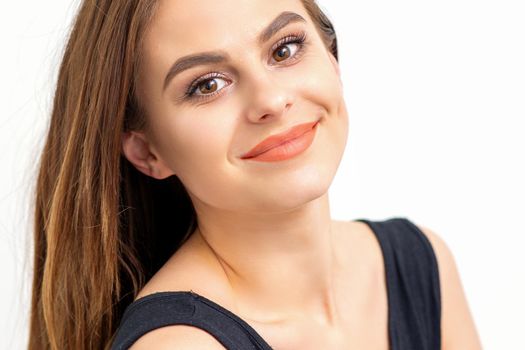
143,0,310,59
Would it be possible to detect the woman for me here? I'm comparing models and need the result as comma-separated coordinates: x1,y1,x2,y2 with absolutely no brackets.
29,0,482,349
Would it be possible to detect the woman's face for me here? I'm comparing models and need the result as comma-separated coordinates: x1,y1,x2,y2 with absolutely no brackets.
127,0,348,213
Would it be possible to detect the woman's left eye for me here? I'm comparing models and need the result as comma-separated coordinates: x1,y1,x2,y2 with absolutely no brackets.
184,33,307,101
272,34,305,62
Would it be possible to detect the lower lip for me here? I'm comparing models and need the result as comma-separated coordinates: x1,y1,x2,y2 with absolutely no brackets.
244,122,318,162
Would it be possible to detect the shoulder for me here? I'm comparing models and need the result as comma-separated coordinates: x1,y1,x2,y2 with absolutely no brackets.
125,233,244,350
414,222,462,292
129,324,227,350
127,235,232,349
122,235,240,349
414,223,483,350
133,231,235,306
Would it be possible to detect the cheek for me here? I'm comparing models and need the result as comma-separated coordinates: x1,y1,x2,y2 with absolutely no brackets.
296,54,344,116
299,55,348,146
151,108,234,176
297,53,349,160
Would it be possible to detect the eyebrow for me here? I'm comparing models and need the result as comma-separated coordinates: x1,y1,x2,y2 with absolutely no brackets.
162,11,307,91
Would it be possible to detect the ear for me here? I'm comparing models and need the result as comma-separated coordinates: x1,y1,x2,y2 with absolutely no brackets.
121,131,174,179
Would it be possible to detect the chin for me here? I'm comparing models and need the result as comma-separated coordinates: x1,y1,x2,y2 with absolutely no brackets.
242,167,335,212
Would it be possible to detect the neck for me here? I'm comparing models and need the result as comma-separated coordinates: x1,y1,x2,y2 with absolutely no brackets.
190,192,346,326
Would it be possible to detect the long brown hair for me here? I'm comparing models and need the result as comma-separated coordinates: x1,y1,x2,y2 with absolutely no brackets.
28,1,338,349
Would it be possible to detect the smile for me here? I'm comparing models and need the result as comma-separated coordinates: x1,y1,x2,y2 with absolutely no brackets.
240,121,319,162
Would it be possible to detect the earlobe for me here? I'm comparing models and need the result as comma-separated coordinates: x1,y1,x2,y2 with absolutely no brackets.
121,131,173,179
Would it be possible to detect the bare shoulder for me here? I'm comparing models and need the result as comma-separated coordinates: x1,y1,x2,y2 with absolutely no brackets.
129,324,227,350
133,231,234,306
414,223,484,350
127,234,233,349
127,234,232,349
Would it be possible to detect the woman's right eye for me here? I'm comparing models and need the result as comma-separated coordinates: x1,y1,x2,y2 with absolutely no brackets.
186,73,230,100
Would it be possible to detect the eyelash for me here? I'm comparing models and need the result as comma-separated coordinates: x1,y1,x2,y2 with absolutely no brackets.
183,31,308,102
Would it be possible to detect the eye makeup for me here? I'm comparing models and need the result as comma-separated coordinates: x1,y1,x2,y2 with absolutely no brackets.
180,30,309,103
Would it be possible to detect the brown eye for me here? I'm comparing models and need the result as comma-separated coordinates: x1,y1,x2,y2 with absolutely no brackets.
273,45,291,62
185,34,306,101
198,79,218,94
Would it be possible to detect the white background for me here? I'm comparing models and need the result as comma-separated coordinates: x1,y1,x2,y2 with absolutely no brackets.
1,0,524,349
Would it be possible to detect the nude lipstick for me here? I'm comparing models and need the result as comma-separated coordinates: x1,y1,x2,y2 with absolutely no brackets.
240,120,319,162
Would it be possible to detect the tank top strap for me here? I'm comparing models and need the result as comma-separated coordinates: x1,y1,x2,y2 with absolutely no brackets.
354,217,441,350
112,217,441,350
111,291,271,350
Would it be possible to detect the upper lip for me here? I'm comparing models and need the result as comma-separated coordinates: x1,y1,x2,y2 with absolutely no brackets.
240,120,319,159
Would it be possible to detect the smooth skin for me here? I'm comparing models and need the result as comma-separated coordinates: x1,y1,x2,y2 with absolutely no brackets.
122,0,482,348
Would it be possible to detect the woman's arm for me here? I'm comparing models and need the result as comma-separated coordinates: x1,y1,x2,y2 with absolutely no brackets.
418,224,483,350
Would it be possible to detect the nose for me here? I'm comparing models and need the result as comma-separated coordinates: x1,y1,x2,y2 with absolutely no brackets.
241,70,294,123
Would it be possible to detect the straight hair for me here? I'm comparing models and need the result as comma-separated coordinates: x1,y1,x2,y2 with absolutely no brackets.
28,1,338,349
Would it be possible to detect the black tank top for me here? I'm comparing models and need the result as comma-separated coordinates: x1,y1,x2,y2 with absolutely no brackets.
111,217,441,349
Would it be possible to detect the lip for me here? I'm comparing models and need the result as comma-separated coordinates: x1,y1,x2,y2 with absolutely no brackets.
240,120,319,160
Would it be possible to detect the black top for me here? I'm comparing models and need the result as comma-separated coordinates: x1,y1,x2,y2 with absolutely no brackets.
111,217,441,350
